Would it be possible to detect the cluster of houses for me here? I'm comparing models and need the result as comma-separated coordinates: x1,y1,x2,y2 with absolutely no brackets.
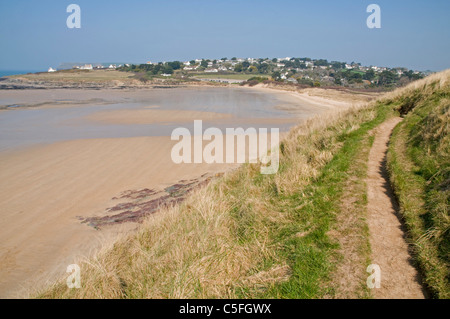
48,63,128,73
48,57,422,87
146,58,258,73
146,57,413,77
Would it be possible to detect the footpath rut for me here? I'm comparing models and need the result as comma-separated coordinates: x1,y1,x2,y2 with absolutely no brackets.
366,117,426,299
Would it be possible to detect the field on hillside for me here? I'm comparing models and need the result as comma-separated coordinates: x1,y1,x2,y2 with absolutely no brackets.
9,69,134,82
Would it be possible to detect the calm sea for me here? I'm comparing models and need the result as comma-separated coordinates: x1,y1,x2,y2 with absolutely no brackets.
0,70,42,77
0,87,304,151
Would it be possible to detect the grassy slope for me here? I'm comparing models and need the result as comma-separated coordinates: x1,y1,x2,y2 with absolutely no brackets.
37,71,449,299
10,69,133,82
385,70,449,298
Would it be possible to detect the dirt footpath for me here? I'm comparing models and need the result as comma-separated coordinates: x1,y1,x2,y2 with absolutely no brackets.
366,117,427,299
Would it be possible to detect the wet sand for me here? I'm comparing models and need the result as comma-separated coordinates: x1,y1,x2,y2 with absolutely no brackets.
0,86,355,298
86,108,233,124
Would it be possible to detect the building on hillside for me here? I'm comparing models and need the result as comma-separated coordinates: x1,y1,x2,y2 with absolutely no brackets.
48,67,56,73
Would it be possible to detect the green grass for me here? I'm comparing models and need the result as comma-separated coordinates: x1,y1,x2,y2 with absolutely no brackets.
386,73,449,298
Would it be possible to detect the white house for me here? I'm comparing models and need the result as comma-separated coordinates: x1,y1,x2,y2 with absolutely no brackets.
80,64,93,70
204,68,218,73
48,67,56,73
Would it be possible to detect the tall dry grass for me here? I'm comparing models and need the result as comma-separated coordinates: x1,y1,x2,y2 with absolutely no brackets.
381,69,450,100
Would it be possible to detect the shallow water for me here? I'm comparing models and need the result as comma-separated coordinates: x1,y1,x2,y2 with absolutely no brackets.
0,87,306,152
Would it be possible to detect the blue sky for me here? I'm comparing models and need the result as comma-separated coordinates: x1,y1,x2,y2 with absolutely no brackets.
0,0,449,71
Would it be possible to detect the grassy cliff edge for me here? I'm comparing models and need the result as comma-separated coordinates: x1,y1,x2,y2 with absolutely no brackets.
385,70,449,298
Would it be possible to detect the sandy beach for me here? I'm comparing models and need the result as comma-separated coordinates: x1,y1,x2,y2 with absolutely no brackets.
0,135,239,298
0,86,365,298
